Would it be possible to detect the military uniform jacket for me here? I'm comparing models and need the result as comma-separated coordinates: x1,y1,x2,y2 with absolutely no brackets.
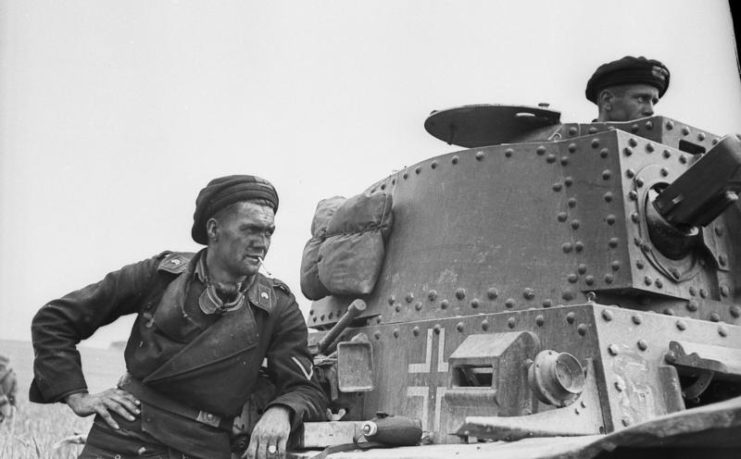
30,251,326,457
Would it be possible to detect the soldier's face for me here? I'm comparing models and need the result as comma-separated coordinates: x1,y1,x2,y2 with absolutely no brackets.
606,84,660,122
209,201,275,279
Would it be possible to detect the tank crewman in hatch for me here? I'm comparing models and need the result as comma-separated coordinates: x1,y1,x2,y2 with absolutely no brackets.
30,175,327,459
586,55,670,122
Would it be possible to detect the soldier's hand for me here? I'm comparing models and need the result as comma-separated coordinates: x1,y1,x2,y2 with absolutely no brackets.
244,406,291,459
65,389,140,430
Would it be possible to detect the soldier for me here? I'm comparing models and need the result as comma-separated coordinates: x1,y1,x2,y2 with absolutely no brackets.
586,56,670,122
30,175,327,459
0,354,17,423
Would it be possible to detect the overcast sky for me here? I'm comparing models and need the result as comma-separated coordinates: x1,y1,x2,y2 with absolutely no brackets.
1,0,740,346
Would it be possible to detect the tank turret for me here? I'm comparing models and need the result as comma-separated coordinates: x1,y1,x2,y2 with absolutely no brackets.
296,105,741,456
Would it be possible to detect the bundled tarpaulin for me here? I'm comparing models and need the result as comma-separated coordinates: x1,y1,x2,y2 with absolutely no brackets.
300,192,394,300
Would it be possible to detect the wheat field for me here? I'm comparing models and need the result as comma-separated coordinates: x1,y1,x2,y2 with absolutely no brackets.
1,339,125,459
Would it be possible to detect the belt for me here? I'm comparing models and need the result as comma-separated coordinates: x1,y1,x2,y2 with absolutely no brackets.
118,373,233,431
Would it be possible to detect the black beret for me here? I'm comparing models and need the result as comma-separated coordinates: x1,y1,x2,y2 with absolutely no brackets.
191,175,279,245
585,56,670,103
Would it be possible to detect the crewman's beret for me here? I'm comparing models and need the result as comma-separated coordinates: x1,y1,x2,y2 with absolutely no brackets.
585,56,670,103
192,175,279,245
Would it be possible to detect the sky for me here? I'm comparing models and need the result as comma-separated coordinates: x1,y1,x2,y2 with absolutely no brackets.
1,0,740,346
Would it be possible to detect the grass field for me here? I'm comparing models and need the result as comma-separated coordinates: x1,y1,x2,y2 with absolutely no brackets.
1,339,126,458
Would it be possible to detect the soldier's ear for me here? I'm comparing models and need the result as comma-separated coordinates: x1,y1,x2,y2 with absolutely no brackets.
599,90,613,110
206,218,219,242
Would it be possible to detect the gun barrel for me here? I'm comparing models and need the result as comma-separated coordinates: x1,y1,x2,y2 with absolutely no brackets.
318,299,367,354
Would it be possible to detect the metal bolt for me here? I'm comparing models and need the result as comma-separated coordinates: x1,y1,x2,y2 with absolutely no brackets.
405,293,414,303
710,312,720,322
663,149,671,158
588,126,598,134
523,289,535,300
689,286,697,296
428,290,438,301
507,317,516,328
592,139,601,148
644,276,652,286
681,127,690,136
571,220,580,229
376,315,383,324
600,148,609,158
663,308,675,316
430,161,438,169
730,305,740,318
562,242,573,253
577,264,587,274
412,326,420,336
433,324,441,334
622,418,631,427
718,325,728,337
660,168,669,177
487,288,499,300
715,226,724,236
608,344,619,356
568,274,578,283
393,329,399,338
374,331,381,340
700,289,707,299
623,147,633,156
380,184,386,191
505,298,515,308
604,192,613,202
630,124,639,133
645,120,654,130
575,241,584,252
481,320,489,331
536,145,547,155
536,315,545,326
568,127,578,136
655,279,663,288
646,143,655,153
470,298,480,308
564,177,574,187
679,154,687,164
606,214,616,225
719,255,727,267
628,190,637,200
698,132,706,141
585,275,594,285
415,302,423,311
562,291,575,301
451,155,459,164
721,285,730,297
568,143,577,153
505,149,513,158
604,274,614,284
686,300,698,312
475,151,485,161
395,305,401,312
665,351,677,363
628,138,638,147
614,381,625,392
625,168,636,178
546,153,556,163
440,299,449,310
637,339,648,351
568,198,577,208
566,312,576,324
388,296,396,306
577,324,588,336
712,137,719,145
666,121,675,130
561,156,570,166
602,170,612,180
608,237,619,248
415,166,422,175
676,320,687,331
553,183,563,192
542,299,552,308
632,315,642,325
455,288,466,300
635,178,644,187
602,310,613,321
557,212,568,222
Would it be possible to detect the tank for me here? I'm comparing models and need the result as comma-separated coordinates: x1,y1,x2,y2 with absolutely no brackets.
293,105,741,458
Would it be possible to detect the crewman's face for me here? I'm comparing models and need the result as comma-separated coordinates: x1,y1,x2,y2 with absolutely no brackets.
604,84,660,122
208,201,275,279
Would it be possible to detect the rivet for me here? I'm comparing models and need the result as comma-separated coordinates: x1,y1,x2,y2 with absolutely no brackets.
542,299,552,308
631,212,639,223
568,127,578,136
606,214,616,225
470,298,480,308
376,315,383,324
568,198,577,208
631,315,642,325
405,293,414,303
602,310,613,321
393,329,399,338
615,381,625,392
592,139,601,149
679,154,688,164
507,317,516,328
698,132,706,141
374,331,381,340
600,148,609,158
481,320,489,331
663,308,675,316
646,143,654,153
562,242,573,253
380,184,386,191
571,220,580,229
505,298,515,308
719,255,727,267
635,178,644,187
561,156,569,166
415,166,422,175
611,260,621,271
415,301,423,311
536,315,545,326
412,326,420,336
585,275,594,285
431,160,438,169
320,314,326,321
700,289,707,299
475,151,485,161
568,273,578,283
523,288,535,300
505,149,513,158
644,276,652,286
637,339,648,351
623,147,633,156
681,126,690,136
630,124,639,133
719,325,728,337
712,137,719,145
608,344,619,356
686,300,698,312
604,274,614,284
645,121,654,130
663,149,671,158
564,177,574,187
487,288,499,300
577,324,588,336
710,312,720,322
715,226,724,236
604,192,614,202
451,155,459,164
575,241,584,252
622,418,631,427
721,285,730,297
665,351,677,364
730,305,740,318
388,296,396,306
566,312,576,324
608,237,619,248
689,286,697,296
666,121,674,130
628,190,637,201
660,168,669,177
391,179,396,185
628,138,638,147
536,146,547,156
577,264,587,274
625,168,636,178
562,291,575,301
655,279,663,288
588,126,598,134
553,183,563,192
403,172,409,179
440,299,449,310
602,170,612,180
676,320,687,331
428,290,438,301
433,324,441,334
455,288,466,300
557,212,568,222
568,143,577,153
546,153,556,163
